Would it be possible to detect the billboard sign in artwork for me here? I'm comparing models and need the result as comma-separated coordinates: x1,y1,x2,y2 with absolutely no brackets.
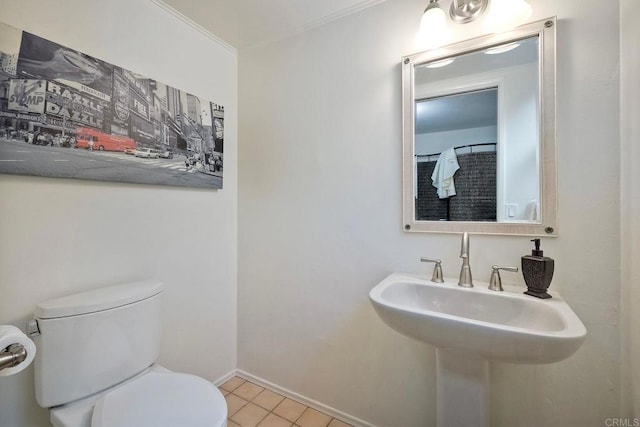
7,79,46,114
112,67,130,125
0,21,224,190
44,80,110,130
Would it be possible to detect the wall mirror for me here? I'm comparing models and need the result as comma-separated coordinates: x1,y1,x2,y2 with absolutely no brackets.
402,18,557,235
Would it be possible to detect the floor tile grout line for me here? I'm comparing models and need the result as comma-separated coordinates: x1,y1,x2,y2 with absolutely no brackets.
229,401,270,427
227,395,248,418
253,402,270,427
233,388,306,424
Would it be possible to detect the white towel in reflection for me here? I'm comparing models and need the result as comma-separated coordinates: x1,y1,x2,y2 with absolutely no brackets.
431,147,460,199
524,200,539,221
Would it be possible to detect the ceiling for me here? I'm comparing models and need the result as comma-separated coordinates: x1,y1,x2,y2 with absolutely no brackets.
157,0,388,50
416,89,498,134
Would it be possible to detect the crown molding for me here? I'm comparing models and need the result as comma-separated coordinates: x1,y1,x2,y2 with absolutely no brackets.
150,0,237,54
154,0,388,51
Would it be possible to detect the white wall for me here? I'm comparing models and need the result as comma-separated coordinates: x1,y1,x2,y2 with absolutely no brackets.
621,0,640,418
0,1,237,426
415,126,497,155
238,0,621,426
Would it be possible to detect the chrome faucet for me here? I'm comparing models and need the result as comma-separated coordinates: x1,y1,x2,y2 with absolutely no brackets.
458,232,473,287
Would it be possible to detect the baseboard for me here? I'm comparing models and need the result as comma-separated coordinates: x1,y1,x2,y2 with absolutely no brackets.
235,369,376,427
213,369,239,387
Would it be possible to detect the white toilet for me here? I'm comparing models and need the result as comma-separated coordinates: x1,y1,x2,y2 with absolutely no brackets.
30,280,227,427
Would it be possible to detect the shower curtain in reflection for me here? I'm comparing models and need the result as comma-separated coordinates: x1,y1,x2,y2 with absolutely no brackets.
416,151,497,221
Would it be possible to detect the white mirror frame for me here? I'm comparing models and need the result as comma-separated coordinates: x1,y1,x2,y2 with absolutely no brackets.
402,17,557,236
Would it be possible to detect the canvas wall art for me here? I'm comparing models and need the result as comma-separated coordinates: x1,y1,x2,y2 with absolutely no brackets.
0,21,224,189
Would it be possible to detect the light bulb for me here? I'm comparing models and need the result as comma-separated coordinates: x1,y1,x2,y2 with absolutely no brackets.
484,0,532,33
414,4,452,50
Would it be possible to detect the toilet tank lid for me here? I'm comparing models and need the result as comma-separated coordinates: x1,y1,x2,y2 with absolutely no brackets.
35,280,163,319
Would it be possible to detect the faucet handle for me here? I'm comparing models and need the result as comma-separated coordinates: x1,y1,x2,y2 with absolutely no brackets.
420,257,444,283
488,265,519,291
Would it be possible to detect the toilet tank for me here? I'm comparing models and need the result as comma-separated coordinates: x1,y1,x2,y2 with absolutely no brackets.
33,281,164,408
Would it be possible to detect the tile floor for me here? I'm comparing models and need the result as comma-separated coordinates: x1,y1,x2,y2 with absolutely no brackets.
219,376,353,427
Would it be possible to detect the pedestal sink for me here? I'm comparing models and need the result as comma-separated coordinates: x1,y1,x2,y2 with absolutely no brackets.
369,273,586,427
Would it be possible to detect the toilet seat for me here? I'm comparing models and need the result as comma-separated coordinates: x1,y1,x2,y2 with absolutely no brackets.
91,371,227,427
50,366,227,427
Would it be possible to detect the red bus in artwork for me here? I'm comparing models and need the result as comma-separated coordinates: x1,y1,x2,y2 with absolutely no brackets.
75,128,135,152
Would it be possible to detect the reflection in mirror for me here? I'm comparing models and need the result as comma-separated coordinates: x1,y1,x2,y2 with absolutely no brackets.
414,36,538,223
415,88,498,222
402,18,557,235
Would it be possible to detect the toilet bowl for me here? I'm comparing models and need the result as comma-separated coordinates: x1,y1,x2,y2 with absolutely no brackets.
30,281,227,427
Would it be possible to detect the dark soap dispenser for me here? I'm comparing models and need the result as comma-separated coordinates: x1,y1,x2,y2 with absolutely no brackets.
521,239,554,299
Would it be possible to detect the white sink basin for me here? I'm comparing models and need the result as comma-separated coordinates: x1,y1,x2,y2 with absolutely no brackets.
370,273,586,364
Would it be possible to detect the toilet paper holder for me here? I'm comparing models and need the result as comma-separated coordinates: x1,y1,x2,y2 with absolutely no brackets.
0,344,28,372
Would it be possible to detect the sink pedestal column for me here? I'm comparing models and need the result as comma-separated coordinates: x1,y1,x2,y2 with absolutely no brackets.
436,349,489,427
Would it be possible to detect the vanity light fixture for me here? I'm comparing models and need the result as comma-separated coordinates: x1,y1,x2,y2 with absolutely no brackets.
449,0,489,23
415,0,532,50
